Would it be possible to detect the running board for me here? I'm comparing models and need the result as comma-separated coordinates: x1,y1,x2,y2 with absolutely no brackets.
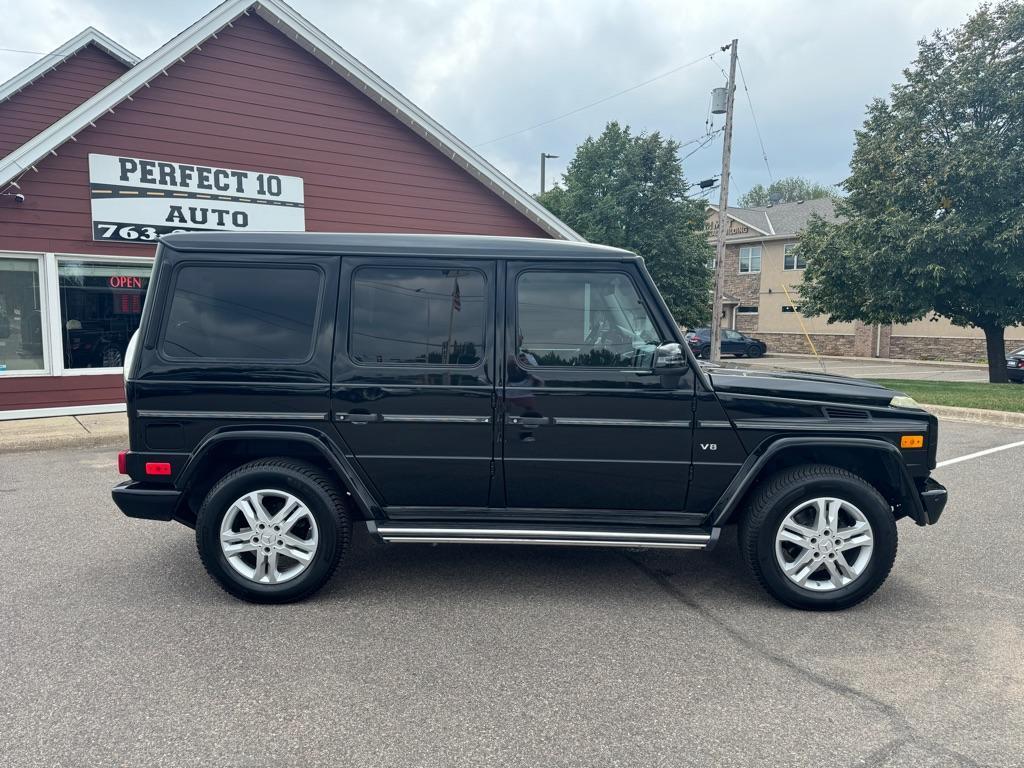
369,522,720,551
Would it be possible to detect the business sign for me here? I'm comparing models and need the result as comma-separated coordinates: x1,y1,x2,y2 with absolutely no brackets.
88,154,305,243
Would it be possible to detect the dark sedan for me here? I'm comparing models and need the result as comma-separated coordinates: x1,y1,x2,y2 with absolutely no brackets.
1008,347,1024,383
684,327,767,359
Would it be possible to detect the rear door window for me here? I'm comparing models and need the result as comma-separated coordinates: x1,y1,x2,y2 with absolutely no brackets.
161,264,322,361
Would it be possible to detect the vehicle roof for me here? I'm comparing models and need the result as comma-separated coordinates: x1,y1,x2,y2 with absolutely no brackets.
159,232,638,260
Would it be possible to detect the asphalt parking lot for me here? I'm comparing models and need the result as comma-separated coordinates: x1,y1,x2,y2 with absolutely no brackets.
732,354,988,382
2,420,1023,767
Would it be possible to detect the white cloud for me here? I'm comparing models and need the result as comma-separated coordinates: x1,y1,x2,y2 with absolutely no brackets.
0,0,982,195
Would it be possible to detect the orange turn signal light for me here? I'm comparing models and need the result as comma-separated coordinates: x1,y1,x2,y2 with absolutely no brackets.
900,435,924,449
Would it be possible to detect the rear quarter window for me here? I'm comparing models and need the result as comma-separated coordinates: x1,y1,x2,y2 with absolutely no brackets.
160,263,323,361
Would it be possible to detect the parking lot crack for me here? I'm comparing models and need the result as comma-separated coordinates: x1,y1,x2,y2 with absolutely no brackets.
624,555,984,768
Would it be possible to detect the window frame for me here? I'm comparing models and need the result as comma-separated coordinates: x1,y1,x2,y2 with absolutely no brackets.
347,263,489,370
54,253,155,377
783,243,806,271
0,251,51,378
738,245,762,274
512,267,664,371
156,260,326,366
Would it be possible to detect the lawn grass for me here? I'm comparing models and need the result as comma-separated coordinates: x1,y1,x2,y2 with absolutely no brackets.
871,379,1024,413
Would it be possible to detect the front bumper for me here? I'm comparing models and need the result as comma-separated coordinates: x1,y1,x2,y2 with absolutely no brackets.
918,477,948,525
112,481,181,522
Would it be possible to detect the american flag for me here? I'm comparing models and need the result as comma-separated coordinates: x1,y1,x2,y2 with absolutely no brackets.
451,277,461,311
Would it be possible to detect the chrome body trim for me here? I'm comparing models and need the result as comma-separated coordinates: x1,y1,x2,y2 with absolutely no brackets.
376,526,711,542
379,536,709,550
336,413,491,424
137,410,328,421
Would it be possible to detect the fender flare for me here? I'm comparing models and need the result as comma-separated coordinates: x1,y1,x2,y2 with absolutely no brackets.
175,427,381,520
707,436,926,527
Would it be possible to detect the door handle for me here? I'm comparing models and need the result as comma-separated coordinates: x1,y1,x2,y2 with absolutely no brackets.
507,415,551,427
337,412,381,424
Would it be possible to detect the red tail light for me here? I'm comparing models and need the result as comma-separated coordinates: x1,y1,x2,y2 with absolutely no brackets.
145,462,172,476
117,451,128,475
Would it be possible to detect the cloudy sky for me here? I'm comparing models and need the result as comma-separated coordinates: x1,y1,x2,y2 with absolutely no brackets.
0,0,980,200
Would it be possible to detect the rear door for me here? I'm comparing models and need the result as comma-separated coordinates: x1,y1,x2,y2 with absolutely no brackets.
331,257,498,512
131,251,337,459
502,261,694,517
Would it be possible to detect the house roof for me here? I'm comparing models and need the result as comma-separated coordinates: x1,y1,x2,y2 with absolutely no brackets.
708,198,837,239
0,28,138,106
0,0,581,241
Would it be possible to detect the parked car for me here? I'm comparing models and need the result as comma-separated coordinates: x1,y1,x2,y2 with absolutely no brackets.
112,233,946,610
684,327,767,359
1008,347,1024,383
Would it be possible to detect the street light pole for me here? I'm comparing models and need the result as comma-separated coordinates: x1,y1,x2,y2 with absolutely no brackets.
540,153,558,195
710,39,738,365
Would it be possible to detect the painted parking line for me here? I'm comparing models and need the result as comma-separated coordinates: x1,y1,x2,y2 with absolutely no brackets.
936,439,1024,468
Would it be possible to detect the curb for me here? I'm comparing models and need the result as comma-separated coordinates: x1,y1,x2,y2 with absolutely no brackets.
0,413,127,454
922,404,1024,429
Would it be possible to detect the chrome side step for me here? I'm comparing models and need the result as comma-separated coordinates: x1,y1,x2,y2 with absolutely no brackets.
369,523,719,551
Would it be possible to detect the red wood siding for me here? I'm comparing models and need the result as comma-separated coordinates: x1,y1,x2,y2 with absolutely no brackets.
0,44,129,159
0,14,547,259
0,373,123,410
0,15,553,412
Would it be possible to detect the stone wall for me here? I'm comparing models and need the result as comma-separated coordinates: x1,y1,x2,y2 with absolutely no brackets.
889,336,1024,363
721,244,760,309
735,313,758,333
756,332,857,356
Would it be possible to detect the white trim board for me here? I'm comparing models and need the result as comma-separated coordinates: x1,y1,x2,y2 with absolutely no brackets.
0,0,582,242
0,402,125,421
0,28,138,106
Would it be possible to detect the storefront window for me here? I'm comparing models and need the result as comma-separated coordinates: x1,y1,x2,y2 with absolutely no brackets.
58,261,151,369
0,257,46,373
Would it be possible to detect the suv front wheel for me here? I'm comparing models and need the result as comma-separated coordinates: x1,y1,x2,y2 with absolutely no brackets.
739,465,897,610
195,458,352,603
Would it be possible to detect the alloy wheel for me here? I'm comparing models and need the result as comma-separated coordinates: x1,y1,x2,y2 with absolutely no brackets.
774,497,874,592
219,489,319,585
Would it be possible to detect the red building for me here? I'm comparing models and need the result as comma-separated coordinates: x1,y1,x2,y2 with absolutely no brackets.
0,0,577,418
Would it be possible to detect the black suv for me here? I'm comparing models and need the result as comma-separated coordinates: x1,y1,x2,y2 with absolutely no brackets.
685,326,767,359
113,233,947,610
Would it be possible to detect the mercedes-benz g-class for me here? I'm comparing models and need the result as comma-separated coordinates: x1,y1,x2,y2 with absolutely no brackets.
112,233,947,609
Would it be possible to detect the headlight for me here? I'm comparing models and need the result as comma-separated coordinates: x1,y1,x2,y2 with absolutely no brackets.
889,394,922,410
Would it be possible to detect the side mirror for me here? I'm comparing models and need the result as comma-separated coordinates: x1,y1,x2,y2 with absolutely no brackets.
653,342,688,372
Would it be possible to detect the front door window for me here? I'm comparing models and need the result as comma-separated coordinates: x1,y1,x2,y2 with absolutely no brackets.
516,271,660,369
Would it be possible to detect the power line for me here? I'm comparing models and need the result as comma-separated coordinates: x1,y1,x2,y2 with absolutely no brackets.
680,128,722,162
737,55,773,183
0,47,50,56
473,49,723,148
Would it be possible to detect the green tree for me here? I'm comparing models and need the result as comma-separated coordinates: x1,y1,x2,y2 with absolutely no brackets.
737,176,839,207
798,1,1024,383
537,122,712,326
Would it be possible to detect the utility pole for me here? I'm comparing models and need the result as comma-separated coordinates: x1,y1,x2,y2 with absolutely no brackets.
710,39,738,365
540,152,558,195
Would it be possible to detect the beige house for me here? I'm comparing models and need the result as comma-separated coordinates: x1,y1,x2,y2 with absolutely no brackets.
705,200,1024,362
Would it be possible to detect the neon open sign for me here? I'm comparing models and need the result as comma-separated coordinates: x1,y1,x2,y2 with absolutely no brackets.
108,276,145,289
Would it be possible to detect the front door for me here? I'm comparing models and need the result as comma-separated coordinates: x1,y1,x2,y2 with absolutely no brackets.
502,262,694,515
331,257,498,512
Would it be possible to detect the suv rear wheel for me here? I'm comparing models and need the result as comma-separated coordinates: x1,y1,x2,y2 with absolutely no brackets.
195,458,352,603
738,464,897,610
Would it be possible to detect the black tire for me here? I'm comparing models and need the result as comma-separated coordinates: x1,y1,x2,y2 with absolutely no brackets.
195,458,352,603
699,345,711,360
738,464,897,610
747,344,764,359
